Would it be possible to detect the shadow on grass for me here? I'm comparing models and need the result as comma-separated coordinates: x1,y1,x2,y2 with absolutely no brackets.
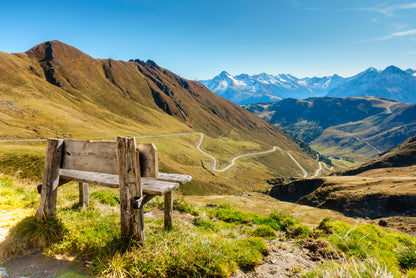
0,216,67,259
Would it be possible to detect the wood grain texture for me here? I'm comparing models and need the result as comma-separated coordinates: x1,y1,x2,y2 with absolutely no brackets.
136,143,158,178
157,172,192,184
117,137,145,242
59,169,179,195
36,138,64,220
62,140,118,174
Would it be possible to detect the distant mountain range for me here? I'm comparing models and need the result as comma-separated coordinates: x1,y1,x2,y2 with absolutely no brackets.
200,66,416,105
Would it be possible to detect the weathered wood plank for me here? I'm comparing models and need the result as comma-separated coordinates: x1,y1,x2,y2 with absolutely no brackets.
62,140,158,178
36,139,64,220
59,169,179,195
136,143,158,178
158,172,192,184
79,182,89,209
117,137,145,242
62,140,118,174
164,190,173,229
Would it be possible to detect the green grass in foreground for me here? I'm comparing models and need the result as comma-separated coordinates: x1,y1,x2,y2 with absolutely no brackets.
2,176,416,277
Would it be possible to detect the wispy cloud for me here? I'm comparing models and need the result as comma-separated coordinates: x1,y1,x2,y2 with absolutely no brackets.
350,1,416,16
373,28,416,40
409,51,416,54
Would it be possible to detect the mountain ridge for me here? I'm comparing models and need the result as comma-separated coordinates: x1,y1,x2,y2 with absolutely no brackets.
201,66,416,104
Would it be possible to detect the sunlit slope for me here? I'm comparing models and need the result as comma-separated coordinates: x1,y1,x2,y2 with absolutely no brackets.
0,40,318,193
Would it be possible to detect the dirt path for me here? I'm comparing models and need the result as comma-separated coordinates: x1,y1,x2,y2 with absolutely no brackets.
233,236,322,277
1,252,86,278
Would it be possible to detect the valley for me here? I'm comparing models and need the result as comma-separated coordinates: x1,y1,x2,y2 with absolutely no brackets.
245,96,416,163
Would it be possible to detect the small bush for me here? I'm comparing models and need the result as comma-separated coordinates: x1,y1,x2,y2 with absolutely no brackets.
209,203,252,224
224,237,268,270
269,211,297,231
288,224,312,238
316,217,334,235
396,246,416,270
251,225,277,238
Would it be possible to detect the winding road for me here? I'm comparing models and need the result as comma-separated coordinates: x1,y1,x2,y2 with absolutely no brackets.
196,133,279,172
353,136,382,154
312,162,323,177
284,151,308,178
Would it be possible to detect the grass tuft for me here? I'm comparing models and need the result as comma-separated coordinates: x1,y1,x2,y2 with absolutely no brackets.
172,198,200,216
0,216,66,258
396,246,416,270
90,191,120,206
251,224,277,238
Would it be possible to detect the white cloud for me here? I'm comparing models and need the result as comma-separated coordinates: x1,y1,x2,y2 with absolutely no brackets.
347,1,416,16
373,28,416,40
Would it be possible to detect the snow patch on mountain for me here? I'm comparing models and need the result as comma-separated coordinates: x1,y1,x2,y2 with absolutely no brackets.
201,66,416,105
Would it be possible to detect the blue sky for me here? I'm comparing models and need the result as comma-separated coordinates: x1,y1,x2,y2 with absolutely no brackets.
0,0,415,79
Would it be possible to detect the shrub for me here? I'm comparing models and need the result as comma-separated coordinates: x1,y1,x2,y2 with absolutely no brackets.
223,237,269,270
396,246,416,270
269,211,297,231
251,224,277,238
288,224,312,238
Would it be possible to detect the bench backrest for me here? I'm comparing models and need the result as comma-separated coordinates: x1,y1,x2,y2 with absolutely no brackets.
60,139,158,178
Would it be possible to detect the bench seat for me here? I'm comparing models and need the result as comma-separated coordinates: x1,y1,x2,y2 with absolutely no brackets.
59,169,190,196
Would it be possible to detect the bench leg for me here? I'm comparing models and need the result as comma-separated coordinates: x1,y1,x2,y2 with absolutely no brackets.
79,182,89,209
36,139,63,221
117,137,145,243
164,191,173,229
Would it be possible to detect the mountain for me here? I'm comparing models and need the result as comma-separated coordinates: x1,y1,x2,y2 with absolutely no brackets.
268,134,416,219
201,66,416,105
327,66,416,103
245,97,416,163
0,40,318,193
200,71,344,105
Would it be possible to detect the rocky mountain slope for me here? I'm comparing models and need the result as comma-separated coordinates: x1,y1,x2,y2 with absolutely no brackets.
245,97,416,162
0,40,318,193
202,66,416,104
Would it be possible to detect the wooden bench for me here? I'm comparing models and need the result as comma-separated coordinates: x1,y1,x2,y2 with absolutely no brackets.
36,136,192,243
